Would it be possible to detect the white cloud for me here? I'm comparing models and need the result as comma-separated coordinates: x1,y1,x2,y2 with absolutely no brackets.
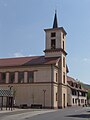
13,52,24,57
9,52,36,58
83,58,90,62
83,58,88,61
29,54,36,56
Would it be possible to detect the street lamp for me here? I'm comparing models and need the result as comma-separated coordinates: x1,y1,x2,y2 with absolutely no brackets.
43,89,46,108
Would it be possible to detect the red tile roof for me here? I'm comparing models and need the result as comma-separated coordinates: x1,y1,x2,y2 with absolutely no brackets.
67,76,87,92
67,76,76,82
0,56,60,67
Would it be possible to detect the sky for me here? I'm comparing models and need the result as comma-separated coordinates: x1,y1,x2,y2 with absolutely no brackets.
0,0,90,84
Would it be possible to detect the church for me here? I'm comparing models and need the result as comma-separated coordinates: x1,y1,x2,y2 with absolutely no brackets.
0,12,68,109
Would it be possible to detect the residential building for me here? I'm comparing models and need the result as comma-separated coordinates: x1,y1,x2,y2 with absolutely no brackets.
67,76,87,106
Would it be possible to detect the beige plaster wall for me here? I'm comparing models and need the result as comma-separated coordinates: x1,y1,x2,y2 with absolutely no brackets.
0,65,51,83
45,52,62,58
53,84,58,108
67,86,87,106
54,67,58,83
58,84,67,108
0,84,52,107
62,85,67,107
67,86,72,106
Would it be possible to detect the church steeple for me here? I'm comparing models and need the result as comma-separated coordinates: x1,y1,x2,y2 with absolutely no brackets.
53,10,58,28
44,11,67,58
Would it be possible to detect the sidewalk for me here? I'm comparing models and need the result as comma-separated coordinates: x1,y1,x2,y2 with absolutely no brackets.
0,107,55,114
0,106,85,114
0,108,56,120
0,108,33,113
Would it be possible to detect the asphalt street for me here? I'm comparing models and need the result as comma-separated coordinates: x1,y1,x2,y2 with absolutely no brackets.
0,107,90,120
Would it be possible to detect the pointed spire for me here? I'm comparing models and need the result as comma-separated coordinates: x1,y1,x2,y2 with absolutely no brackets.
53,10,58,28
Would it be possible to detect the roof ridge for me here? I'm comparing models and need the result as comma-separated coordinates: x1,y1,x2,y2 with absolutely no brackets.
0,55,44,60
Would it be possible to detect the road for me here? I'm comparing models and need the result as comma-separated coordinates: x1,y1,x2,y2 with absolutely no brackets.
0,107,90,120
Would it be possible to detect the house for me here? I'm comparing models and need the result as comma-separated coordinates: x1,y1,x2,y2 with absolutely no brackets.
0,12,68,109
67,76,87,106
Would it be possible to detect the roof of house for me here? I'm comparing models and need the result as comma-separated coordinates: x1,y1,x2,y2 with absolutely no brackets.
0,56,60,67
67,76,87,92
67,76,76,83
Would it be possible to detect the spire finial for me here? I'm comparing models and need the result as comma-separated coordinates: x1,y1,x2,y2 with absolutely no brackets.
53,10,58,28
55,9,57,14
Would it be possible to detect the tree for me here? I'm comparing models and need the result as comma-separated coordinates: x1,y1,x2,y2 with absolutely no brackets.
87,90,90,100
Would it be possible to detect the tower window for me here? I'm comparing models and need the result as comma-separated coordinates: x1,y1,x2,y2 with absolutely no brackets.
63,72,65,84
63,33,64,39
51,39,56,49
51,32,56,37
63,57,65,67
56,73,58,82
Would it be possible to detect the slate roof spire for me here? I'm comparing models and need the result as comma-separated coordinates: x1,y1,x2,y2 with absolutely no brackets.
53,10,58,28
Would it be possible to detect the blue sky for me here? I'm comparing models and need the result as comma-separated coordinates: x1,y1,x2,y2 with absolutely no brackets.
0,0,90,84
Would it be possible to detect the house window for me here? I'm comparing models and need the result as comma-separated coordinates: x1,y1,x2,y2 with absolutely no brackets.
75,99,77,104
71,82,74,87
81,92,85,97
81,99,84,103
56,73,58,82
51,39,56,49
63,72,65,84
56,93,58,101
51,32,56,37
63,41,64,50
72,90,76,95
18,72,24,83
73,98,74,104
28,72,34,83
9,72,15,83
63,57,65,67
63,33,64,39
79,85,81,89
0,72,6,83
76,84,78,88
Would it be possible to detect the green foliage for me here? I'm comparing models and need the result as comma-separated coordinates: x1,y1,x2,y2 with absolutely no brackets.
82,83,90,89
87,90,90,99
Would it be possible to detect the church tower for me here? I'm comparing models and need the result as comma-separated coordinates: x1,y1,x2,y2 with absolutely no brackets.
44,11,67,58
44,11,68,108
